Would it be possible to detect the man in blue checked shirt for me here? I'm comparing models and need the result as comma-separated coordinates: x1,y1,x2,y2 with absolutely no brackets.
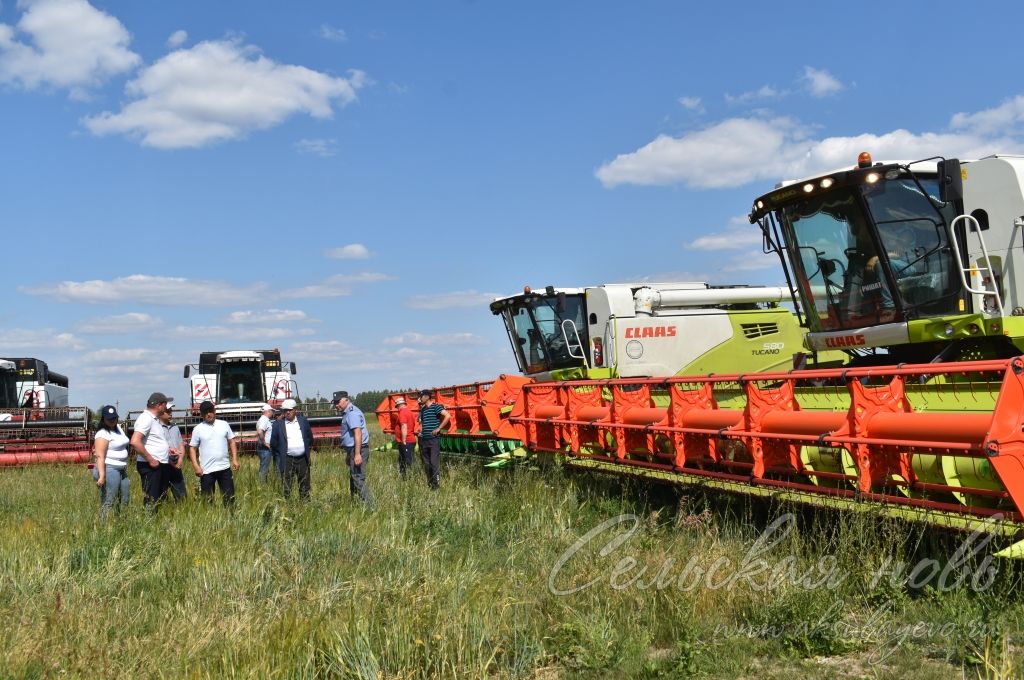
334,390,373,508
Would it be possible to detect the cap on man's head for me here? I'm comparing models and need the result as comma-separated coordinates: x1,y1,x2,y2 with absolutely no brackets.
260,403,273,412
333,390,349,404
100,405,118,420
165,401,176,411
199,400,216,415
147,392,170,407
394,397,406,406
418,389,432,399
280,398,298,410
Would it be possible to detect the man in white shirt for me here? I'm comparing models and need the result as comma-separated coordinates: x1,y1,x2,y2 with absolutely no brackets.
255,403,276,483
188,400,239,506
131,391,173,509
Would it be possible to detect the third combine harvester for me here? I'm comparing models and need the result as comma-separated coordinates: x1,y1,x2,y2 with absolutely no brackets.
380,153,1024,556
172,349,341,449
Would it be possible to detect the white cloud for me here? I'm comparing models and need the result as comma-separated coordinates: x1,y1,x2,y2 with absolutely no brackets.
166,29,187,49
383,332,486,346
22,274,265,306
226,309,309,324
950,95,1024,137
720,253,777,273
25,272,392,306
0,328,84,350
77,312,162,333
393,347,434,358
82,347,161,363
687,216,763,251
83,38,367,149
0,0,140,91
405,289,501,310
724,85,782,105
295,137,338,157
277,272,392,299
678,96,703,112
801,66,843,98
318,24,347,42
169,325,315,340
324,243,370,260
595,98,1024,190
288,339,359,361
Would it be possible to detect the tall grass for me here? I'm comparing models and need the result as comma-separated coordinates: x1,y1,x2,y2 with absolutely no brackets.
0,419,1020,678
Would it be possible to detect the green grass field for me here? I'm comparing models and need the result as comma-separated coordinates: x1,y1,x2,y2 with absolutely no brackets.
0,418,1021,679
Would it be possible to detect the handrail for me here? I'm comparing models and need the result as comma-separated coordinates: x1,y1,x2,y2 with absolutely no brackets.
949,214,1004,315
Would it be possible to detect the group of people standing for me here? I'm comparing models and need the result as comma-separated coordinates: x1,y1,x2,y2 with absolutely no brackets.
89,388,450,520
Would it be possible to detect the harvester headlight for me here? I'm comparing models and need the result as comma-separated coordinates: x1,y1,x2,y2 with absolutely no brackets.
865,172,880,184
756,200,764,210
803,183,814,193
819,178,834,189
944,323,955,337
967,323,980,335
884,170,900,180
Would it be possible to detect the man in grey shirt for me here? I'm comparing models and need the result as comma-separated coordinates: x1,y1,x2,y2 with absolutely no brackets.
159,401,188,500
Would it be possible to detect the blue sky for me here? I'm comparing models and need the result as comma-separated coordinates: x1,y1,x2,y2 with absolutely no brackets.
3,0,1024,409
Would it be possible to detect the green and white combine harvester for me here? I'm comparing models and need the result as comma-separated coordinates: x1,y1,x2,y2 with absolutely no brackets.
380,152,1024,556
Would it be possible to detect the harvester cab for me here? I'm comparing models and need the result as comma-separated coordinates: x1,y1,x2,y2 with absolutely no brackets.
750,153,1024,364
489,282,817,381
1,358,69,409
183,349,297,416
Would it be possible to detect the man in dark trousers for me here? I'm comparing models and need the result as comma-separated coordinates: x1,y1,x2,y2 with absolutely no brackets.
131,391,173,509
159,400,188,501
270,398,314,499
334,391,373,507
416,389,451,490
188,400,239,506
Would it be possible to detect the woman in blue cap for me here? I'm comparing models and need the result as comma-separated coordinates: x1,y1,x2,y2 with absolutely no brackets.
93,405,131,520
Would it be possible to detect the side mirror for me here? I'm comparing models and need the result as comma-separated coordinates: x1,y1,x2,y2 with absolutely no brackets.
938,158,964,204
556,291,566,314
182,365,191,378
289,362,297,375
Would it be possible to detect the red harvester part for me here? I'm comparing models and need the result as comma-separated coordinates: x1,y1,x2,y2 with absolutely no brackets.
509,358,1024,522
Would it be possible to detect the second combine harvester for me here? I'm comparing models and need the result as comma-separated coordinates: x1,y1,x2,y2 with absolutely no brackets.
380,152,1024,556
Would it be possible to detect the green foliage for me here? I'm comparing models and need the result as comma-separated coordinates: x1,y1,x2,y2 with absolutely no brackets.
352,388,417,414
0,419,1020,678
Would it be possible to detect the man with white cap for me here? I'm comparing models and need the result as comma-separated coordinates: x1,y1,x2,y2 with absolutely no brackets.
269,398,314,499
255,403,276,483
159,399,188,500
394,396,417,478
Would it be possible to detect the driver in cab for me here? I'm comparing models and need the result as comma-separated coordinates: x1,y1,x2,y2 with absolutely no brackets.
866,227,922,309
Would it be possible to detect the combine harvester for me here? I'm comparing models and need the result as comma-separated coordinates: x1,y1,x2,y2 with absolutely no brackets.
382,153,1024,556
378,282,828,463
138,349,342,450
0,358,90,466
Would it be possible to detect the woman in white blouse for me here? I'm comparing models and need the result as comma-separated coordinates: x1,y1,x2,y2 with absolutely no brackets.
93,405,130,520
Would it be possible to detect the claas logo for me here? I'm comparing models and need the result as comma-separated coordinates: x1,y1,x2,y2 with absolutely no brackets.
824,334,867,348
624,326,677,339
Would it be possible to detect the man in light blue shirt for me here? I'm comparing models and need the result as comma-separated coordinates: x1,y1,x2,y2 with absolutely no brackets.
334,390,372,508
